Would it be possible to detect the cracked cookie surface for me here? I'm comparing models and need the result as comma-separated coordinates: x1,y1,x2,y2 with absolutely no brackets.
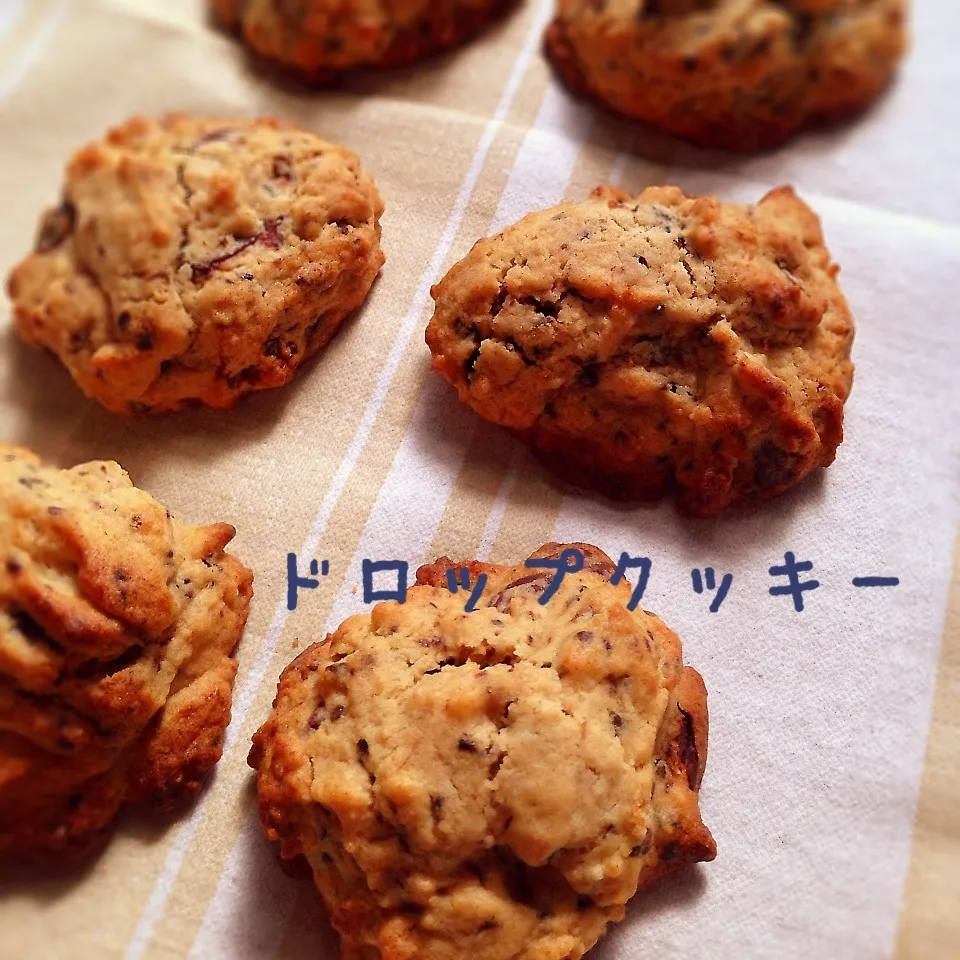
7,114,384,414
427,184,854,517
0,444,253,860
250,542,715,960
546,0,907,151
215,0,518,81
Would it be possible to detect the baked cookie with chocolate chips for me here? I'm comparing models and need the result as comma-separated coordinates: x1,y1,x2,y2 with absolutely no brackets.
0,445,253,861
546,0,907,151
215,0,517,82
250,542,715,959
7,114,384,414
427,184,854,518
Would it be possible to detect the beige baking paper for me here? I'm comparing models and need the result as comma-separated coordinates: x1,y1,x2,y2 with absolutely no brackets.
0,1,957,958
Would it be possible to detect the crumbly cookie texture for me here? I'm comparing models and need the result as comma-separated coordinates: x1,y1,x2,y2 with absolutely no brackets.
0,445,253,861
250,543,715,960
427,184,854,518
215,0,517,81
7,114,384,414
546,0,907,151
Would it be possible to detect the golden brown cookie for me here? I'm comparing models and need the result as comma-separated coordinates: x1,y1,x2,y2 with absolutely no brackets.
250,543,715,959
215,0,517,81
426,184,854,518
546,0,908,151
0,445,253,861
7,114,385,414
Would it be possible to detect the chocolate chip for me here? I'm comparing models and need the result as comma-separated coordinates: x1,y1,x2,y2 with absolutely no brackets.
753,442,799,491
675,707,700,790
225,366,262,389
579,364,600,387
790,13,815,48
36,201,76,252
458,737,477,752
490,577,547,613
68,331,90,352
630,830,652,857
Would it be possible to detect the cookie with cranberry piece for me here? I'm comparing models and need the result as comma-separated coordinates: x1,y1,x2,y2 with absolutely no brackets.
250,542,715,959
7,114,384,414
426,184,854,517
0,444,253,861
546,0,907,151
215,0,517,82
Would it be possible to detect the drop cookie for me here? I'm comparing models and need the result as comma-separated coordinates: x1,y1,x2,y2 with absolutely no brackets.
0,445,253,861
426,184,854,518
215,0,517,81
546,0,907,151
250,542,715,959
7,114,385,414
